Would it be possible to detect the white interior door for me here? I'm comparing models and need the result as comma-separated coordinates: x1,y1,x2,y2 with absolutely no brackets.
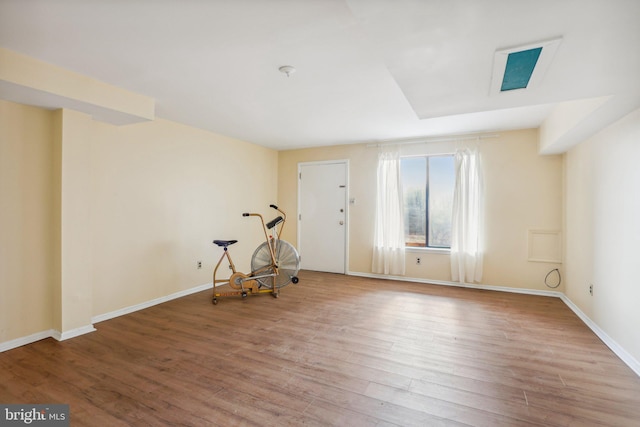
298,161,347,274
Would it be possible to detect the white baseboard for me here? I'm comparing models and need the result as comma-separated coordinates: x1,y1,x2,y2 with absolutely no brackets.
51,324,97,341
0,324,96,353
92,282,212,324
559,295,640,377
0,330,56,353
1,283,211,353
348,270,640,377
347,271,563,298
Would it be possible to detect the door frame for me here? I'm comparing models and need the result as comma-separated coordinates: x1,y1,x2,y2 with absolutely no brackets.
297,159,350,274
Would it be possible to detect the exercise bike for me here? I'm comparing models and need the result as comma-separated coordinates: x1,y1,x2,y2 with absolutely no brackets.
211,204,300,305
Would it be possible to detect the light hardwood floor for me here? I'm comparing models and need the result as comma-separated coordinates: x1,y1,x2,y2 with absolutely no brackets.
2,271,640,426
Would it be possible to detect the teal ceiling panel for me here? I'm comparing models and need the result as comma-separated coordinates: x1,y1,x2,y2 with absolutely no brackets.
501,47,543,91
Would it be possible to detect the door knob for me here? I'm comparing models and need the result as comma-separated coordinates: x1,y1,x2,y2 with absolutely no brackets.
339,221,344,225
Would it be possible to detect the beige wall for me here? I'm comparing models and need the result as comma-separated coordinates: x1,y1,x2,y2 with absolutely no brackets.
0,101,56,342
58,109,94,332
481,131,563,289
0,99,278,344
90,118,278,316
564,108,640,364
278,129,564,290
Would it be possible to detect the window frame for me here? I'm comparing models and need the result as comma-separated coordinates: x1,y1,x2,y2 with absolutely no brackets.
401,153,455,250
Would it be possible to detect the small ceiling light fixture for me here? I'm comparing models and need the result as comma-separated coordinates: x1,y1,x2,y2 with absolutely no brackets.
279,65,296,77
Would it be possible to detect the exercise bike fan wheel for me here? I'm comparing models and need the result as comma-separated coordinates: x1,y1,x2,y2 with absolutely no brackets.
250,240,300,289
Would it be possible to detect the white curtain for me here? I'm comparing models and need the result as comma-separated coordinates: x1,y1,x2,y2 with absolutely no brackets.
450,148,484,283
372,149,406,275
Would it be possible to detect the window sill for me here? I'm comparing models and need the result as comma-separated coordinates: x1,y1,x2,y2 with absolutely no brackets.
406,247,450,254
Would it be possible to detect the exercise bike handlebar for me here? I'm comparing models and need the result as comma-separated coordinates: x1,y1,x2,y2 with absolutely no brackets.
269,204,286,221
243,204,285,220
241,205,287,239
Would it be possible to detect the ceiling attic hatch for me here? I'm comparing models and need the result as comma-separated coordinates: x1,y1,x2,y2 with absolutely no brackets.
490,37,562,95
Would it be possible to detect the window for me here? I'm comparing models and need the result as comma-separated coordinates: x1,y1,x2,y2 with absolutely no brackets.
400,155,455,248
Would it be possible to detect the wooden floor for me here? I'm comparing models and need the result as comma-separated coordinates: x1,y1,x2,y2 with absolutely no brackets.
2,271,640,426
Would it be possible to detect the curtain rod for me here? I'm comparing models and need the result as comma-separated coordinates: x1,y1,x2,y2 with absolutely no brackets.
365,133,500,148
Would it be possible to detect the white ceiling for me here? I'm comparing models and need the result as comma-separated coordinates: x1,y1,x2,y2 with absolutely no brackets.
1,0,639,150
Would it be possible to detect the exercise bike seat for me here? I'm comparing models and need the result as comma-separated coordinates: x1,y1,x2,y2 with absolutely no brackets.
213,240,238,247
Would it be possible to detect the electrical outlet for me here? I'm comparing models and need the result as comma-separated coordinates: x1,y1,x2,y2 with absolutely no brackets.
589,284,593,296
416,257,421,265
197,261,202,269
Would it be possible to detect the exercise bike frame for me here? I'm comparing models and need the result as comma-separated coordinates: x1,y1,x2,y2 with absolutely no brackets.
212,204,293,304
